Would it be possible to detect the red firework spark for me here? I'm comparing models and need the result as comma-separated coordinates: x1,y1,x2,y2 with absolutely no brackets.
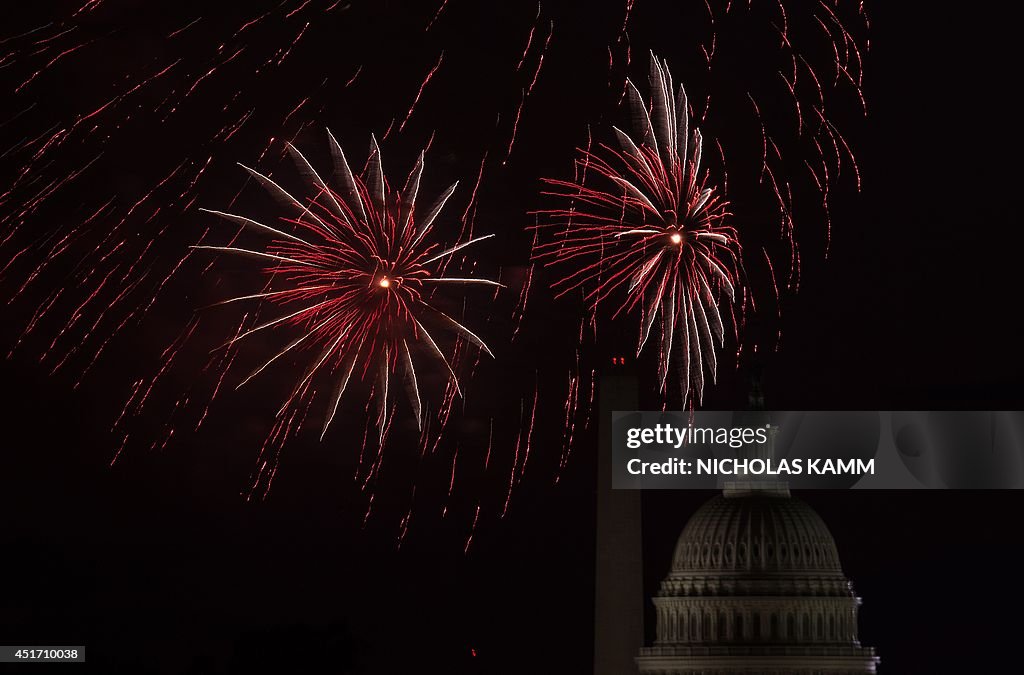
534,54,741,405
196,131,499,442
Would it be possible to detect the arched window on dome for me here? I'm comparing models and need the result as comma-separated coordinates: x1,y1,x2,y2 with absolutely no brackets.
802,613,811,640
828,614,835,640
735,612,744,641
752,612,762,640
786,613,795,639
718,612,728,641
770,613,780,640
702,613,711,640
816,614,824,640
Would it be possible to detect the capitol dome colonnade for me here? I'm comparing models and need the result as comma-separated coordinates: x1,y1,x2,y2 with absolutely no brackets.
636,486,879,675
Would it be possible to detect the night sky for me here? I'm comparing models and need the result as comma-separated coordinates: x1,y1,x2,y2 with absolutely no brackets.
1,2,1021,673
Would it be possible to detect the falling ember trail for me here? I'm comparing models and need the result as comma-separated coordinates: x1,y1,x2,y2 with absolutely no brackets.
399,52,444,133
516,3,543,72
464,504,481,553
426,0,451,31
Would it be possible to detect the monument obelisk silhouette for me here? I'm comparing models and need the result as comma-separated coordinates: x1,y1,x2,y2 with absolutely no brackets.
594,353,643,675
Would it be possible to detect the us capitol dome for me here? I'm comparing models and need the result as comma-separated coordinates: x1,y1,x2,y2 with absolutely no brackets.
635,481,880,674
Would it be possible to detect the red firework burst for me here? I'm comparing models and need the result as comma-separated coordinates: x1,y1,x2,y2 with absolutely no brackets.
196,131,499,440
534,53,741,405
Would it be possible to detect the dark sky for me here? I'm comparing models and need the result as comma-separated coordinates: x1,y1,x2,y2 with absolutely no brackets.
1,2,1022,673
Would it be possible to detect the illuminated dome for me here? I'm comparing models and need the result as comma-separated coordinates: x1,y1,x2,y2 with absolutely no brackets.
637,489,880,674
666,492,846,590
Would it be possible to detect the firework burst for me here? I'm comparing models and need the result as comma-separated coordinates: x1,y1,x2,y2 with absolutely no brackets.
197,132,499,441
534,53,741,405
